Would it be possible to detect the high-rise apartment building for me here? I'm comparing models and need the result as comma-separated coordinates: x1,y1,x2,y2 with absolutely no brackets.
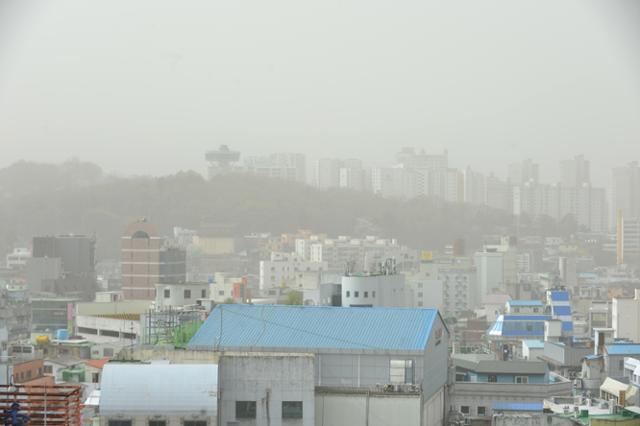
31,234,96,299
315,158,342,189
508,158,539,186
121,220,186,300
612,161,640,225
244,153,306,183
561,154,590,187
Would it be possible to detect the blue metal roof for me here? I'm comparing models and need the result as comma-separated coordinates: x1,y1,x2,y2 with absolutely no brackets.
492,402,543,412
188,304,439,351
605,344,640,356
562,322,573,332
550,291,570,301
508,300,544,307
503,315,551,321
553,306,571,316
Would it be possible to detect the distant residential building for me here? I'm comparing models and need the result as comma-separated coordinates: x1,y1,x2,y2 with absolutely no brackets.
121,220,186,300
452,354,572,419
508,158,540,186
462,167,486,205
244,152,307,183
259,252,326,290
561,154,591,188
30,234,97,299
5,248,31,269
315,158,342,189
0,283,31,346
612,161,640,227
612,289,640,342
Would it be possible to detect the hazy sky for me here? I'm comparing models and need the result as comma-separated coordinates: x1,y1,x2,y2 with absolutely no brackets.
1,0,638,184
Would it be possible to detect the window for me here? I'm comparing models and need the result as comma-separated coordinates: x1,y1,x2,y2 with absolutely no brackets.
92,373,100,383
164,289,170,298
108,421,132,426
364,291,368,298
533,307,539,313
477,406,486,416
417,292,423,298
346,291,350,297
103,348,114,357
236,401,256,419
390,359,414,384
43,365,53,374
515,376,528,384
488,375,497,383
184,289,191,299
201,289,206,298
183,422,206,426
218,290,224,296
282,401,303,419
372,291,376,298
354,291,359,297
148,421,166,426
460,406,470,415
619,360,624,370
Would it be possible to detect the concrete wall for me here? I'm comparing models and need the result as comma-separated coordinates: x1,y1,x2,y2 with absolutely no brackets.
315,353,424,387
219,354,315,426
101,414,214,426
315,392,421,426
612,298,640,342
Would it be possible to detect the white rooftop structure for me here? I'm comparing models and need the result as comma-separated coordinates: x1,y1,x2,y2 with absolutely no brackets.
100,363,218,416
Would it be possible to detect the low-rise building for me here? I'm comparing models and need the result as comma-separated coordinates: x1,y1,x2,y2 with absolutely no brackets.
188,304,450,426
99,363,218,426
452,354,572,420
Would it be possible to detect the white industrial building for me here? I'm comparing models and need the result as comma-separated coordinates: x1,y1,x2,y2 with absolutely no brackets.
155,282,209,308
99,363,218,426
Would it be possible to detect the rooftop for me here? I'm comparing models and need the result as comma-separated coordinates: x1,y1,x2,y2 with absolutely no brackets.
188,304,441,352
454,356,547,375
508,300,544,307
100,363,218,415
605,343,640,356
523,340,545,349
492,402,543,412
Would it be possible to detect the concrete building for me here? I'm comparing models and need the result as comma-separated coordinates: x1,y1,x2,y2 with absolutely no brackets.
121,220,187,300
155,282,209,308
315,158,342,189
341,271,406,307
188,304,450,426
5,248,31,270
612,290,640,342
452,354,572,419
612,161,640,227
99,363,218,426
219,353,314,426
31,234,97,299
260,252,327,291
0,283,30,347
475,251,505,300
244,152,307,183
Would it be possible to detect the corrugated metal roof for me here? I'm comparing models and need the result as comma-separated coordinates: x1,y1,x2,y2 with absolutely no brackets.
605,344,640,356
188,304,439,352
553,306,571,316
100,363,217,415
492,402,543,411
508,300,544,307
550,291,570,301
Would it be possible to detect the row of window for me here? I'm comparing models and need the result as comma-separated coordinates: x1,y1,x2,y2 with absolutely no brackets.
236,401,303,419
109,421,204,426
163,289,207,299
460,405,486,416
345,290,376,298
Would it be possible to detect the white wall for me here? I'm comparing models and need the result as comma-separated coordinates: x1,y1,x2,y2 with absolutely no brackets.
315,393,421,426
613,297,640,341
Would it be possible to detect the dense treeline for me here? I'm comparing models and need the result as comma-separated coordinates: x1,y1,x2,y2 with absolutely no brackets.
0,161,571,261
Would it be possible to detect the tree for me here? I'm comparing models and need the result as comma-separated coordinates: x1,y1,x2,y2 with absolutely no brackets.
283,291,303,305
223,297,235,304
